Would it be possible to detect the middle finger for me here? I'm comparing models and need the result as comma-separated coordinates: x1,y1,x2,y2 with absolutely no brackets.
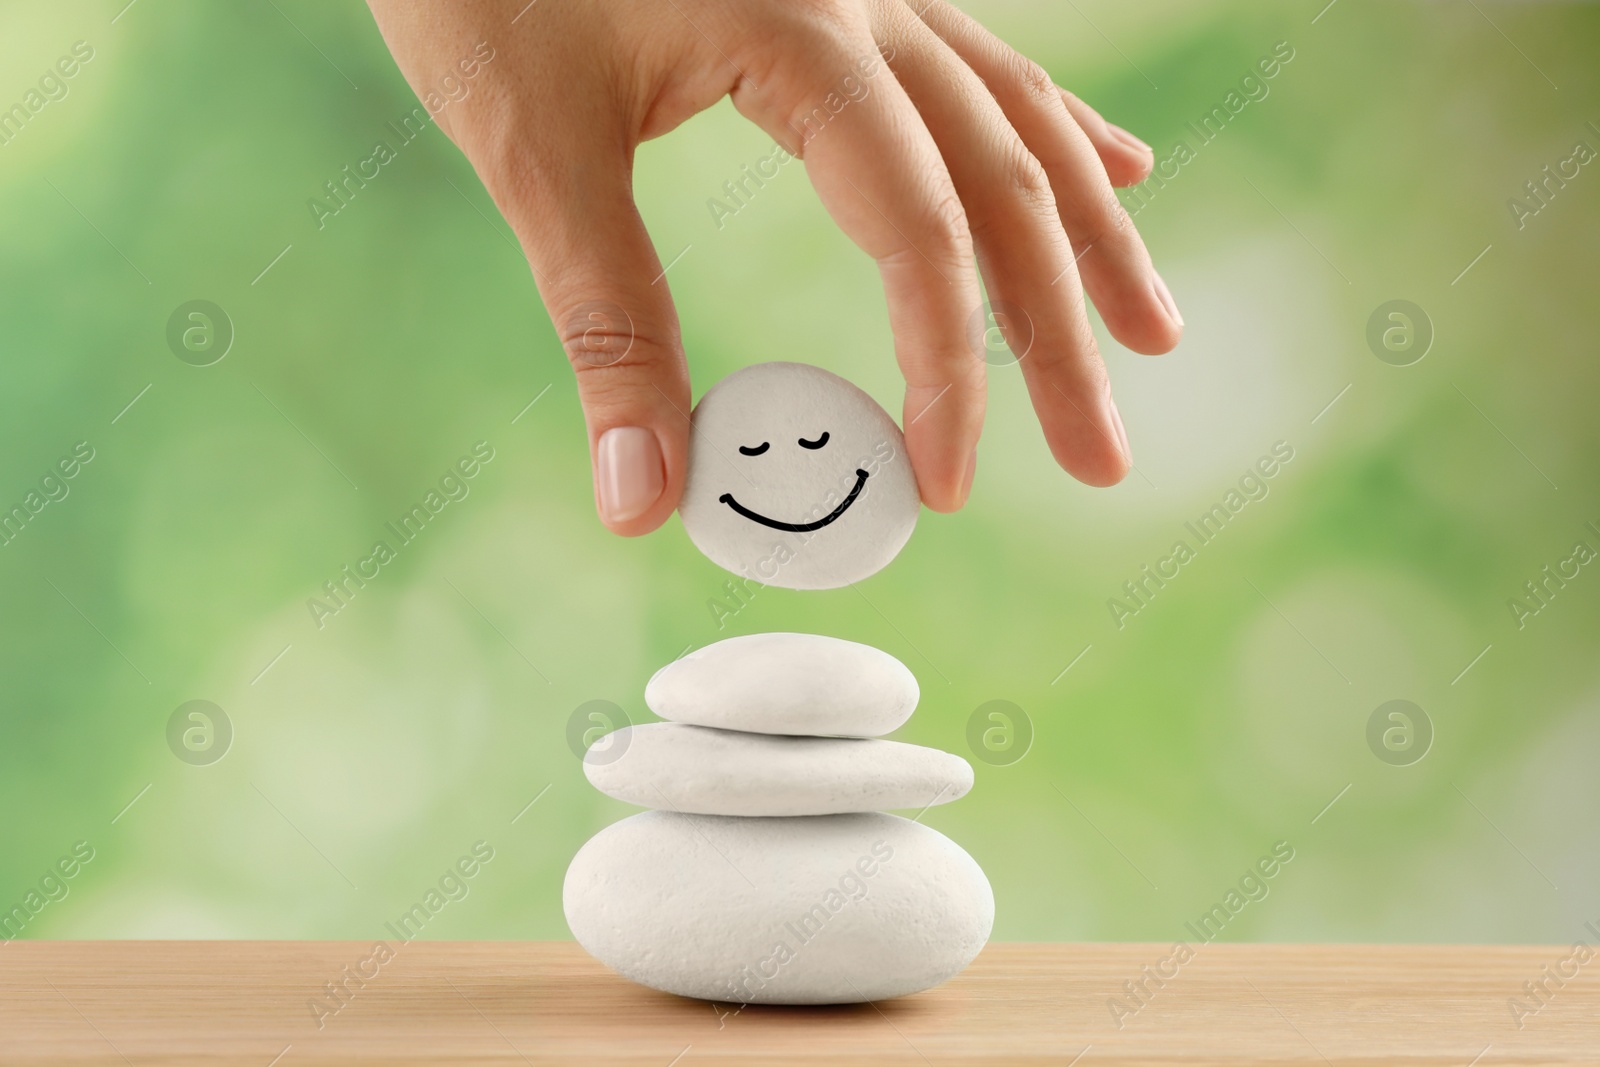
873,2,1130,486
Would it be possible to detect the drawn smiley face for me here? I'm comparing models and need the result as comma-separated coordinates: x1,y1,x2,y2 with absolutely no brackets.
679,362,920,590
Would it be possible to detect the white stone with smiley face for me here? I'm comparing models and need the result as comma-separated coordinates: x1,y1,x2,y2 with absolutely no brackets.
679,362,920,590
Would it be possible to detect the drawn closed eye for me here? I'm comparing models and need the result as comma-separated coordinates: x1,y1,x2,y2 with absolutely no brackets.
798,432,830,450
738,442,770,456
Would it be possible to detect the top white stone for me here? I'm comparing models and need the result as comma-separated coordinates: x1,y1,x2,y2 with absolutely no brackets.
646,632,918,737
678,362,920,590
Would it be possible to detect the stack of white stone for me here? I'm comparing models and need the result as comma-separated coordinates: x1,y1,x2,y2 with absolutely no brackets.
565,360,993,1003
564,631,993,1004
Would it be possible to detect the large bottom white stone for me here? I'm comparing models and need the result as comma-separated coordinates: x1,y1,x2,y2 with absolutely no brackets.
564,811,993,1005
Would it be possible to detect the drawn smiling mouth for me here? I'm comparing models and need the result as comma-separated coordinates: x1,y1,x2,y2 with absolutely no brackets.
718,468,869,532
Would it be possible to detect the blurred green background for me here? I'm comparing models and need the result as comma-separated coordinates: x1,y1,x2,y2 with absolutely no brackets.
2,0,1596,949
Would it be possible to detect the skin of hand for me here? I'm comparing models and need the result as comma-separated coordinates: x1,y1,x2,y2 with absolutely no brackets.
365,0,1182,535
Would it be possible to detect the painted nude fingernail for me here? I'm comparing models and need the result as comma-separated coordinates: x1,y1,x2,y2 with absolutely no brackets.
1108,123,1153,155
1107,395,1132,463
1152,270,1184,328
596,427,664,524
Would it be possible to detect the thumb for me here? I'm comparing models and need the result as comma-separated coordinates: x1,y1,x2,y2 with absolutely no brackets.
485,147,691,536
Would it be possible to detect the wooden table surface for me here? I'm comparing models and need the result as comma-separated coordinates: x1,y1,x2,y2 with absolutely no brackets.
1,941,1594,1065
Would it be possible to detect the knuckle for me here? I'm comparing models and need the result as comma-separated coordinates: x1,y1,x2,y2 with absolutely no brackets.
566,342,676,381
556,299,680,376
1069,184,1137,253
924,191,974,257
1013,57,1061,109
765,0,861,59
967,143,1055,244
565,342,683,417
1004,143,1056,213
884,190,972,276
557,299,638,370
1094,183,1137,242
793,0,854,25
1020,300,1101,378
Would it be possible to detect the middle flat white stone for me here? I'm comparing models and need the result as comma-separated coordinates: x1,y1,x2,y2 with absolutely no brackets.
585,722,973,816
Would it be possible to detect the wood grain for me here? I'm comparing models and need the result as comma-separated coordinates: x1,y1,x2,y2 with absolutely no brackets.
1,941,1594,1065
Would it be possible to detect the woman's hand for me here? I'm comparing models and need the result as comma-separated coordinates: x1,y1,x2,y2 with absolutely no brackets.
366,0,1181,534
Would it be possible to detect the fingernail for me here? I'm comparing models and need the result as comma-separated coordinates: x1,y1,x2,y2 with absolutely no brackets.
1152,270,1184,328
1108,123,1152,155
1107,397,1131,463
960,449,978,502
596,427,664,524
